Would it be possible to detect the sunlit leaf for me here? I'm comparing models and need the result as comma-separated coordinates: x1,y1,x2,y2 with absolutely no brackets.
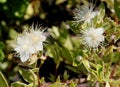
50,82,65,87
65,65,79,73
63,70,69,80
69,80,78,87
0,0,6,4
97,3,105,24
0,71,9,87
19,68,37,83
82,59,90,71
0,41,4,49
0,49,5,61
5,0,30,18
11,82,27,87
60,47,73,64
9,29,18,39
55,0,66,5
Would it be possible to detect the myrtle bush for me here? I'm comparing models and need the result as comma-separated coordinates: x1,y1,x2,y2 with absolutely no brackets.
1,0,120,87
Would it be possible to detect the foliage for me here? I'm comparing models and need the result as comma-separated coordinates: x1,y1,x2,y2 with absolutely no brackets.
1,0,120,87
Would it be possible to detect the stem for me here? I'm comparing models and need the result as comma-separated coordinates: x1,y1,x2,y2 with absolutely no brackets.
29,69,36,87
110,64,117,78
38,72,41,87
38,59,45,87
115,16,119,24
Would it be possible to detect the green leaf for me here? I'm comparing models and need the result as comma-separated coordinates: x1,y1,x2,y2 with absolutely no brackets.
97,64,102,76
11,82,27,87
9,29,18,39
104,45,115,57
69,80,78,87
26,83,33,87
50,82,65,87
0,49,5,61
96,64,103,82
64,37,73,50
63,70,69,80
48,73,56,82
99,3,105,18
114,0,120,20
46,42,61,69
65,65,79,73
5,0,29,18
82,59,90,71
97,3,105,24
68,21,80,34
56,76,60,82
0,71,9,87
104,63,111,80
60,47,73,64
19,68,37,83
51,43,61,68
55,0,66,5
0,0,6,3
49,26,60,39
40,77,45,84
0,41,4,49
32,68,39,73
110,51,120,63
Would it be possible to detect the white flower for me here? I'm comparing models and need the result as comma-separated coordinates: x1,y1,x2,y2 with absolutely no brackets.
81,27,104,49
15,25,46,62
73,4,98,24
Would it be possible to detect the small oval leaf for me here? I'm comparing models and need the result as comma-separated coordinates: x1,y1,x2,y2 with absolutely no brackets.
0,71,9,87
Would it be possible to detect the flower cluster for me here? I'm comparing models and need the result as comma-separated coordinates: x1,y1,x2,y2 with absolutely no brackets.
73,2,105,49
15,25,46,62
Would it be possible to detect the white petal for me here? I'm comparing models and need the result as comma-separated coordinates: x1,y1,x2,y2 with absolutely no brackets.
15,46,21,52
35,43,43,51
91,11,98,18
20,52,30,62
97,28,104,34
